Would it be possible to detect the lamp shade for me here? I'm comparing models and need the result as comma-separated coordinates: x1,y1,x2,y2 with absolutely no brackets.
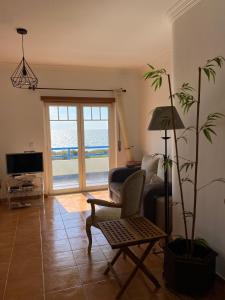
148,106,184,131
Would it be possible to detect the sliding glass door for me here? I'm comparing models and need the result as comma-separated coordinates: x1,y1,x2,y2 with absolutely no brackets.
47,105,80,191
83,105,109,187
46,103,114,193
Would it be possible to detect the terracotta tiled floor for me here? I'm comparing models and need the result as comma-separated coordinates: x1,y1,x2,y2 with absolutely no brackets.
0,190,224,300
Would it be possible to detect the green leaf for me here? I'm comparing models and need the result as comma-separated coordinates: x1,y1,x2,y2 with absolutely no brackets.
203,128,212,143
180,162,195,172
198,178,225,191
203,67,210,80
194,238,209,248
143,65,167,91
181,177,194,184
200,112,224,143
202,56,225,82
177,136,188,144
147,64,154,69
163,157,173,170
207,127,217,136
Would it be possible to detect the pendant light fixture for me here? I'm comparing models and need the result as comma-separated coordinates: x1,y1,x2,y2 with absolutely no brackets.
10,28,38,89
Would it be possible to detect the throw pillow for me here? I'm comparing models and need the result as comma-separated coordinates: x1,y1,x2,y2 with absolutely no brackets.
141,155,159,183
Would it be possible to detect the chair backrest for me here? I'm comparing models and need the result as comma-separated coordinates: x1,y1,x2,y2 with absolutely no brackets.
120,170,146,218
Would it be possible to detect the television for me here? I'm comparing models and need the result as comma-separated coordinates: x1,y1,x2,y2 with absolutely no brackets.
6,152,44,175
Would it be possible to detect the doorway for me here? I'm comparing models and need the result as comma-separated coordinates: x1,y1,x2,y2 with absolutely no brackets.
45,102,115,193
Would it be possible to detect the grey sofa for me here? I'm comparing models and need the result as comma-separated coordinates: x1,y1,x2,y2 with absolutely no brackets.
108,165,172,232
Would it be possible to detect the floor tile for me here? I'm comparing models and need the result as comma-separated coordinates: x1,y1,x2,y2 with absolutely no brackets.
0,262,9,281
100,245,117,260
0,279,6,300
94,233,109,246
84,279,128,300
0,232,15,248
43,250,76,270
73,247,106,265
0,191,224,300
44,266,81,293
43,238,72,254
64,219,84,229
66,227,86,238
43,229,68,241
9,256,42,278
61,212,84,221
122,273,160,300
46,286,86,300
69,237,89,250
13,241,42,259
78,261,112,284
0,246,13,264
5,272,44,300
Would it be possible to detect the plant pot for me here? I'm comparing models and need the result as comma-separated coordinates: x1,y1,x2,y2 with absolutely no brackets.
164,239,217,295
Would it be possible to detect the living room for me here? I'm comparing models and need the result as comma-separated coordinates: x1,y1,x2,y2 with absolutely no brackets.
0,0,225,299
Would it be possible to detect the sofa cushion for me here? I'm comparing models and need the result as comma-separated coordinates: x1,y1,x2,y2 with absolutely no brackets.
86,206,121,226
141,155,159,184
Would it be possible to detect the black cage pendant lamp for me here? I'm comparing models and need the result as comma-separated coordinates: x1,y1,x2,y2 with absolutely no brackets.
10,28,38,89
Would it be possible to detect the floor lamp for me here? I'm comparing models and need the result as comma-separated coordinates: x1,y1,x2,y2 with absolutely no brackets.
148,106,184,235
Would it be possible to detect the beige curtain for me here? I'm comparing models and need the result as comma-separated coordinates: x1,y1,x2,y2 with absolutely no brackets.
114,89,133,162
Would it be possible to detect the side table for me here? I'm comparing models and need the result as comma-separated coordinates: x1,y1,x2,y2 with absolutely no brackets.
98,216,167,299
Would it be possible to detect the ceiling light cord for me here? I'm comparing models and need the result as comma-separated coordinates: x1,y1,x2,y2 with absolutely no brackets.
22,34,25,58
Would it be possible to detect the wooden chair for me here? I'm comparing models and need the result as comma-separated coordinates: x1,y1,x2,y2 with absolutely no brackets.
86,170,146,252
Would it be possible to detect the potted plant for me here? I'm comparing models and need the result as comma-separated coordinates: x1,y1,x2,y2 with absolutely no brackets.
144,56,225,295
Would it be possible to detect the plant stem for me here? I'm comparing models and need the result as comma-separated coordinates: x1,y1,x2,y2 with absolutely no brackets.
191,67,202,252
167,74,189,242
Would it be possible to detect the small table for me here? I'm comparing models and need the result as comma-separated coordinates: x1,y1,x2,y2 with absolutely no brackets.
98,216,167,299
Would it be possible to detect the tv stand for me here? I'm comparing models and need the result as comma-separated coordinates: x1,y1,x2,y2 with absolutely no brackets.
6,173,44,209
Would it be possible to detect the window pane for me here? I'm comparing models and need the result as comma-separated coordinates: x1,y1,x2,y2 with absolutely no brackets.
49,106,58,120
68,107,77,120
83,107,91,120
100,107,108,120
92,107,100,120
59,106,68,120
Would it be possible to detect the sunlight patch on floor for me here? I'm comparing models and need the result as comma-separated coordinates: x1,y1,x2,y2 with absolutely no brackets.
54,190,109,213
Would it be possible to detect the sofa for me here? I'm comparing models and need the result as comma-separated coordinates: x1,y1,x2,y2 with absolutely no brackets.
108,155,172,232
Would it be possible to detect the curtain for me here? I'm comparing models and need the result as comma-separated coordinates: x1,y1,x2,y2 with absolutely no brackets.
114,89,133,162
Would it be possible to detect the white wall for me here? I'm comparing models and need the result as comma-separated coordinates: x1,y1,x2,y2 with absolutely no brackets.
0,63,141,193
139,52,172,156
172,0,225,278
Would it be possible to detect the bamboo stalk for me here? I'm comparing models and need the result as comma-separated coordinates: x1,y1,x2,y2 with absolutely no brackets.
167,74,189,242
191,67,202,251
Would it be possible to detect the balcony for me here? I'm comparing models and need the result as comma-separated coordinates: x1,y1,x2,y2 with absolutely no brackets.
51,146,109,190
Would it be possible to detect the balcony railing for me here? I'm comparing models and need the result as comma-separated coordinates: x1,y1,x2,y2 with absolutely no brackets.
51,146,109,160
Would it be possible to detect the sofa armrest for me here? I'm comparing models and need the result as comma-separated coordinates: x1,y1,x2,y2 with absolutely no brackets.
142,182,172,221
143,182,172,198
108,166,141,183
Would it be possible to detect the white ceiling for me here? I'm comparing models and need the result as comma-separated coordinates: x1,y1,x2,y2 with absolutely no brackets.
0,0,178,68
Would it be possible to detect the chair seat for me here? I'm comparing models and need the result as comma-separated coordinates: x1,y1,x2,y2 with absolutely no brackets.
86,206,121,226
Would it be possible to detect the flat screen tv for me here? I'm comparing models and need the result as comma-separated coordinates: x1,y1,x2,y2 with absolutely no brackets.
6,152,44,174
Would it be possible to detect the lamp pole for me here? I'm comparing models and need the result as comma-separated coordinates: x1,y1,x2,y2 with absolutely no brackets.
162,130,171,236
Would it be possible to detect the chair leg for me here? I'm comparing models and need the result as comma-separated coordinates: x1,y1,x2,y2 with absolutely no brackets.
86,223,92,254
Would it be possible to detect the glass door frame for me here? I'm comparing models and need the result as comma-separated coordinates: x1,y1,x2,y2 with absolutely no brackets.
44,103,82,195
80,103,115,191
44,101,116,195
